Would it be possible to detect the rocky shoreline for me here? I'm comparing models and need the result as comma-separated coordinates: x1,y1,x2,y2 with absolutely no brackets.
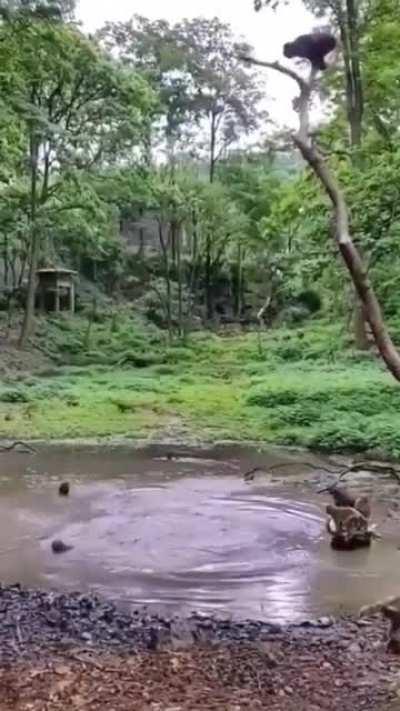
0,583,341,659
0,584,399,710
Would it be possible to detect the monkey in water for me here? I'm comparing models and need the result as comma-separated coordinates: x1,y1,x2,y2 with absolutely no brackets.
326,504,368,539
59,482,70,496
51,539,73,554
327,485,356,508
283,32,336,71
325,484,371,519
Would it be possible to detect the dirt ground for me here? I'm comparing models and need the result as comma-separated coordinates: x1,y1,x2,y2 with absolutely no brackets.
1,637,399,711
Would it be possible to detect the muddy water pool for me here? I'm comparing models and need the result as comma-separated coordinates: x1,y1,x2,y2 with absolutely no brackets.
0,445,398,623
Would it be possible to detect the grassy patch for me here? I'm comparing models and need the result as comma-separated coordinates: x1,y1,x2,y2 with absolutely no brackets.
1,316,399,456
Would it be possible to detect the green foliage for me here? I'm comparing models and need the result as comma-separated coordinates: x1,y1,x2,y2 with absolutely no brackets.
118,351,163,368
0,13,155,333
1,1,400,461
33,310,164,367
297,290,322,314
0,316,397,460
0,388,30,403
100,15,266,165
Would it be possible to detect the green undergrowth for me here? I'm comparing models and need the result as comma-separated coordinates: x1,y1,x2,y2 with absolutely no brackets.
1,313,400,457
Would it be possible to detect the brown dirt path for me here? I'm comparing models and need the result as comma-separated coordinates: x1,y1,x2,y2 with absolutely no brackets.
0,637,399,711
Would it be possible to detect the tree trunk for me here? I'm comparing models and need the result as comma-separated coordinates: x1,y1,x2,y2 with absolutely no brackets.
296,138,400,382
158,221,173,343
136,207,145,258
19,224,39,348
10,256,17,289
205,232,213,322
344,0,364,152
138,228,145,257
339,0,368,349
236,243,244,319
19,136,39,349
176,222,184,338
18,248,27,287
257,290,272,357
3,234,9,288
209,110,217,184
188,209,200,328
205,111,218,322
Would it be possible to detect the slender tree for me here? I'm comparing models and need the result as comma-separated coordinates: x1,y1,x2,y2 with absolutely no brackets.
0,17,154,346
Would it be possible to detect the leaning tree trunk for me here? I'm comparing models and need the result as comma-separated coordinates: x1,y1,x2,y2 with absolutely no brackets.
295,93,400,381
241,56,400,383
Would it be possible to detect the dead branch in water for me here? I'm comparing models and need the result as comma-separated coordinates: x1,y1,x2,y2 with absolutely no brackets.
242,458,400,486
0,440,36,454
318,460,400,492
243,460,346,481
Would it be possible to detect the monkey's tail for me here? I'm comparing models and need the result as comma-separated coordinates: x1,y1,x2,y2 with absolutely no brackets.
360,595,399,618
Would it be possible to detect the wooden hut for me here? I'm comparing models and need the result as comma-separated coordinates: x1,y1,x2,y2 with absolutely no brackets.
37,268,77,313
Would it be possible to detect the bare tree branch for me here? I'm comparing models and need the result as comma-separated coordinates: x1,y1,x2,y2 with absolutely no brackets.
239,55,308,92
0,440,36,454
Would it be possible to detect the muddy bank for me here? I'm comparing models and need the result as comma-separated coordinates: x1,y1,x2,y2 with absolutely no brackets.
0,583,388,661
0,585,398,710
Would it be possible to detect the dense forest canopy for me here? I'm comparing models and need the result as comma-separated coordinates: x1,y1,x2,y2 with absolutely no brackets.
0,0,399,350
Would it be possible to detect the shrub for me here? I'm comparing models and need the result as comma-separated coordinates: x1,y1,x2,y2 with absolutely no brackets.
297,290,322,314
247,389,299,407
118,351,163,368
306,418,369,452
0,388,30,403
279,403,322,427
274,344,304,362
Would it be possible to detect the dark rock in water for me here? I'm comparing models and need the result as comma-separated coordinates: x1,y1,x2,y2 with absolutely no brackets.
51,540,73,554
300,619,318,628
59,482,70,496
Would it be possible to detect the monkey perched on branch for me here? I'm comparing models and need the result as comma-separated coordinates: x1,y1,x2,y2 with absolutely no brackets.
283,32,336,71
